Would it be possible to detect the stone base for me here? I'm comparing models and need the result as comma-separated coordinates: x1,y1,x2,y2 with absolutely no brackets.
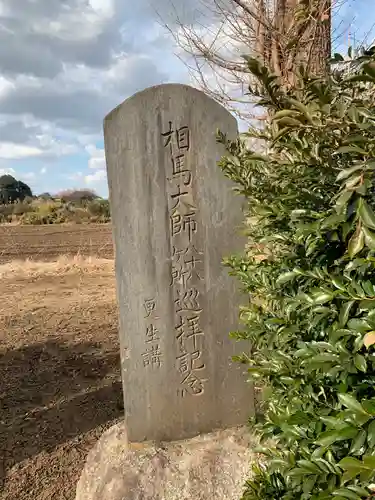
75,422,257,500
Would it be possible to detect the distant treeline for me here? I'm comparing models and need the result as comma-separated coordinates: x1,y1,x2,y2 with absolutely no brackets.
0,175,110,224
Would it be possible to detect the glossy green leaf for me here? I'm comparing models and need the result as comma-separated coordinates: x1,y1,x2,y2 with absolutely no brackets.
296,460,321,473
337,165,364,181
354,354,367,372
363,455,375,468
312,291,334,305
359,300,375,310
335,189,353,211
339,301,355,327
350,429,367,454
276,116,303,127
337,145,367,155
362,226,375,249
273,109,300,120
339,457,362,470
367,419,375,447
359,199,375,229
287,98,314,124
338,394,367,414
347,486,370,496
317,427,358,446
348,225,364,257
347,318,372,332
303,475,317,494
332,489,362,500
362,400,375,415
276,270,299,285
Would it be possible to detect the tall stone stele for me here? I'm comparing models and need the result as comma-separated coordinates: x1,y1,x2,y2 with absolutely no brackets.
104,83,254,444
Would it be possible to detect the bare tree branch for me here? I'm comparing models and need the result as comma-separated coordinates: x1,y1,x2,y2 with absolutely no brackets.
157,0,373,122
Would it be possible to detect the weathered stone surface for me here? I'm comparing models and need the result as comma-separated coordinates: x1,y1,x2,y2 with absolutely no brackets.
104,83,254,443
75,423,256,500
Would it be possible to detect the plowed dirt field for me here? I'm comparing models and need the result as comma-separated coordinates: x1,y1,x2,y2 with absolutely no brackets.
0,252,121,500
0,224,114,264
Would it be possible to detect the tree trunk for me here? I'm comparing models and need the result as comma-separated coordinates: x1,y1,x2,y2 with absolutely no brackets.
255,0,332,85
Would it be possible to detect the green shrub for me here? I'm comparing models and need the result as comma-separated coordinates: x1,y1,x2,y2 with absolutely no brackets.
87,199,110,221
20,211,45,225
219,49,375,499
11,200,33,215
0,204,14,218
0,193,111,225
69,207,91,223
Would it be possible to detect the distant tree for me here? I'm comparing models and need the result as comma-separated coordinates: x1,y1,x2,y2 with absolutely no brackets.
38,192,53,200
57,189,99,204
0,175,33,204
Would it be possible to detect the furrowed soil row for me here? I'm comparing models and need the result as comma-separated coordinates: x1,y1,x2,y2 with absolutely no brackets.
0,224,114,263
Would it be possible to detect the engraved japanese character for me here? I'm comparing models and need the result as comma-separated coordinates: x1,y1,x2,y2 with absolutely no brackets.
175,314,203,352
179,372,207,396
161,122,190,151
171,154,191,186
176,126,190,151
172,246,202,279
175,315,187,351
172,253,202,284
141,344,162,368
170,211,197,241
171,212,183,237
161,121,173,148
174,288,202,313
183,213,197,241
170,264,190,287
170,184,189,210
176,349,205,375
144,298,156,318
145,324,159,343
172,246,189,262
171,257,200,287
173,245,202,264
186,315,202,339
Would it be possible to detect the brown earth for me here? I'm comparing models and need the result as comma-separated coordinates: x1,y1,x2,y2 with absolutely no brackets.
0,257,122,500
0,224,114,264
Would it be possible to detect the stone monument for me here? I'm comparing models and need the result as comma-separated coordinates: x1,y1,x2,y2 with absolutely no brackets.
104,83,253,443
75,84,255,500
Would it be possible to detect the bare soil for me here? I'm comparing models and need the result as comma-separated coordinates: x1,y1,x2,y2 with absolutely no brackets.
0,224,114,264
0,257,122,500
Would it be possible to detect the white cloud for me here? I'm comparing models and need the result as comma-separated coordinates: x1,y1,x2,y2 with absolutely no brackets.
86,145,106,170
0,167,15,176
67,171,84,181
84,144,107,185
85,169,107,184
0,143,43,159
0,0,194,192
22,172,36,180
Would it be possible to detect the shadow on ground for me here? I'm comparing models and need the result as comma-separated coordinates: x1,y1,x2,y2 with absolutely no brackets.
0,339,123,481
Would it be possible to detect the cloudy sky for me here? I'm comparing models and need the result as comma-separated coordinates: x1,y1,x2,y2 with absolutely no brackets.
0,0,371,197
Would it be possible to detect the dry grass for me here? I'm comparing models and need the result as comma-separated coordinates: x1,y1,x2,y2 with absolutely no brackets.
0,255,114,280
